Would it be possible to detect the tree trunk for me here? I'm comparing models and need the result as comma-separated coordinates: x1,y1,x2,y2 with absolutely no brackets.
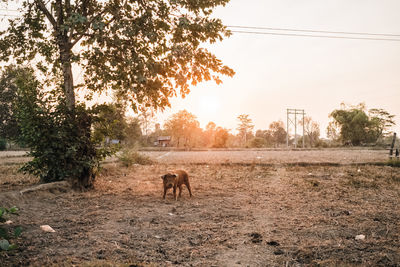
55,0,75,111
59,45,75,111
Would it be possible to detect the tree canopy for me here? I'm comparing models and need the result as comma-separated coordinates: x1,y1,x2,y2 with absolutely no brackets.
329,103,395,145
0,0,234,111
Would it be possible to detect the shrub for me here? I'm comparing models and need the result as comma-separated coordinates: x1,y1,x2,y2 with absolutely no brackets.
118,149,153,167
13,70,117,188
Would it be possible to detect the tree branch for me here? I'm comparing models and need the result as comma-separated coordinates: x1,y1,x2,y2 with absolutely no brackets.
34,0,56,28
70,10,116,48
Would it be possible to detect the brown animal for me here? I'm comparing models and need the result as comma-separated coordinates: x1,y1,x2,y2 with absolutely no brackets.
161,170,193,200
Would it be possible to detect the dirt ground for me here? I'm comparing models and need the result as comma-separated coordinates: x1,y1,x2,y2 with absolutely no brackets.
0,150,399,266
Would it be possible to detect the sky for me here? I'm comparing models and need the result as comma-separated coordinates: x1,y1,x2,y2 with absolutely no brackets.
1,1,399,138
154,0,400,137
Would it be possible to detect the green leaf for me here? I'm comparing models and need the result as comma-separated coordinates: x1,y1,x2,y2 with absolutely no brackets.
14,226,22,238
8,244,17,250
0,227,8,239
0,239,10,251
9,206,18,213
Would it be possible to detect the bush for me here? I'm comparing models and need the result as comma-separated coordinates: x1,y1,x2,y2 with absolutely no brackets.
118,149,153,167
0,139,6,150
315,139,329,148
14,70,116,188
249,137,266,148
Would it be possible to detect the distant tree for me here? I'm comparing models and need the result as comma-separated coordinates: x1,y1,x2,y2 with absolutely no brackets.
213,127,229,148
368,108,396,141
206,122,217,132
255,129,273,146
92,103,127,144
164,110,201,147
329,103,395,145
249,137,266,148
255,129,263,138
0,66,32,140
269,121,287,145
301,116,320,147
139,110,156,145
326,121,340,141
203,121,217,147
236,114,254,146
125,117,142,146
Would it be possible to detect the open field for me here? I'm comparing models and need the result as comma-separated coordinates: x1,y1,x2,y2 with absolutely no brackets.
141,149,389,165
0,149,399,266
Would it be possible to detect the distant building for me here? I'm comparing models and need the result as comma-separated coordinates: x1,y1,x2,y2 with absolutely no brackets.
105,137,121,145
155,136,171,147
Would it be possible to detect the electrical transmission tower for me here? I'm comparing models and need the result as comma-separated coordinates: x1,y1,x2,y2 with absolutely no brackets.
286,109,305,148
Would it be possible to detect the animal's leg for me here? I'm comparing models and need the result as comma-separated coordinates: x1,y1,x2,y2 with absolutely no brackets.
185,181,193,197
178,185,183,198
163,187,167,199
173,186,177,201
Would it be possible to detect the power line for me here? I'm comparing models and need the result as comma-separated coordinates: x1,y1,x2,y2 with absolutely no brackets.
0,8,19,12
0,14,20,17
230,30,400,42
227,25,400,38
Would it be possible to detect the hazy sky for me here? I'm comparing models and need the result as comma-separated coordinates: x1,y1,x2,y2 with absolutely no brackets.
1,1,399,137
155,0,400,137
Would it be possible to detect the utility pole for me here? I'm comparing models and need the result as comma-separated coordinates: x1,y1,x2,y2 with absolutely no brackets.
389,132,397,159
287,109,305,148
286,109,289,147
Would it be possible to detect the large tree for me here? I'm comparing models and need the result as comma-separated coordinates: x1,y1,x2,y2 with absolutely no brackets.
0,0,234,187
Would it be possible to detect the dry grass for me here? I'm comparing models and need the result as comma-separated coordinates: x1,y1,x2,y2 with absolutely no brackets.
142,149,389,165
0,163,38,191
0,150,399,266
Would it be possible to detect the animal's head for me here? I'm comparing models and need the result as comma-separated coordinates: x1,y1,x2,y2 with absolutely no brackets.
161,173,176,188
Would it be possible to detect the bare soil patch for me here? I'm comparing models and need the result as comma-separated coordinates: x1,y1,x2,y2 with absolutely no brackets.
0,150,399,266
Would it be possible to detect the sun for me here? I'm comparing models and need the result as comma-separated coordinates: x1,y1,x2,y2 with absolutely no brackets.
198,95,220,116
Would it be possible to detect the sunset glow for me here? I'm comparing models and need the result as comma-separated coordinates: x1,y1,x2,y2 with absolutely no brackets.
198,95,220,117
156,0,400,136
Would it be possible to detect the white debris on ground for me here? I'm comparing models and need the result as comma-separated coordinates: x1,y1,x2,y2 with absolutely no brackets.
355,234,365,241
40,225,56,233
